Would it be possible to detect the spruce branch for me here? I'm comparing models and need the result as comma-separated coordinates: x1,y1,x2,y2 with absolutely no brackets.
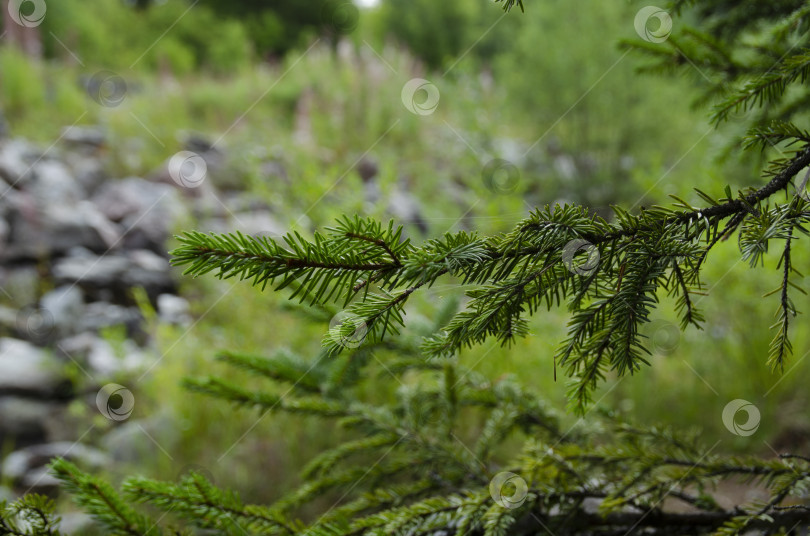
123,473,297,535
768,225,796,371
0,495,62,536
712,51,810,124
171,144,810,411
50,458,159,536
181,377,348,416
44,4,810,536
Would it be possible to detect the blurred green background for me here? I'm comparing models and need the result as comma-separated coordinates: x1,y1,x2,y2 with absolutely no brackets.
1,0,808,511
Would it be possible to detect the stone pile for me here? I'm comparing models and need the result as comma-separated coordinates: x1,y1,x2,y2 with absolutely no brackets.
0,127,284,518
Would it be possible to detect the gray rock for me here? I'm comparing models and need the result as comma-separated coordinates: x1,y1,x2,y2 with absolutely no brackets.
28,160,85,204
91,177,168,222
0,176,12,210
0,397,55,445
52,254,130,288
157,293,191,325
86,337,152,376
1,442,109,490
59,512,98,535
0,217,7,252
0,177,19,231
362,178,382,207
91,177,186,252
64,245,95,258
52,250,174,298
61,126,106,149
70,157,106,194
13,465,59,490
130,249,168,272
56,331,100,360
59,331,151,377
124,249,173,293
85,338,119,377
388,186,427,235
77,302,141,333
40,285,85,339
181,131,219,156
0,139,37,185
3,197,121,260
582,496,604,515
0,338,69,398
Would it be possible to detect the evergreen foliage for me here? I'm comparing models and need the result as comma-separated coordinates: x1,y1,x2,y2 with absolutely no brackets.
6,1,810,535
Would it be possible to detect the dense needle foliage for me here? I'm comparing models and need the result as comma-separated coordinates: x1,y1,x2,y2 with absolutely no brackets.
5,1,810,535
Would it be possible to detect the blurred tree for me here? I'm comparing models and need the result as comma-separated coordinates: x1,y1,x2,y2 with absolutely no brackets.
371,0,520,70
1,0,43,57
198,0,328,57
36,0,252,74
124,0,357,57
377,0,477,70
